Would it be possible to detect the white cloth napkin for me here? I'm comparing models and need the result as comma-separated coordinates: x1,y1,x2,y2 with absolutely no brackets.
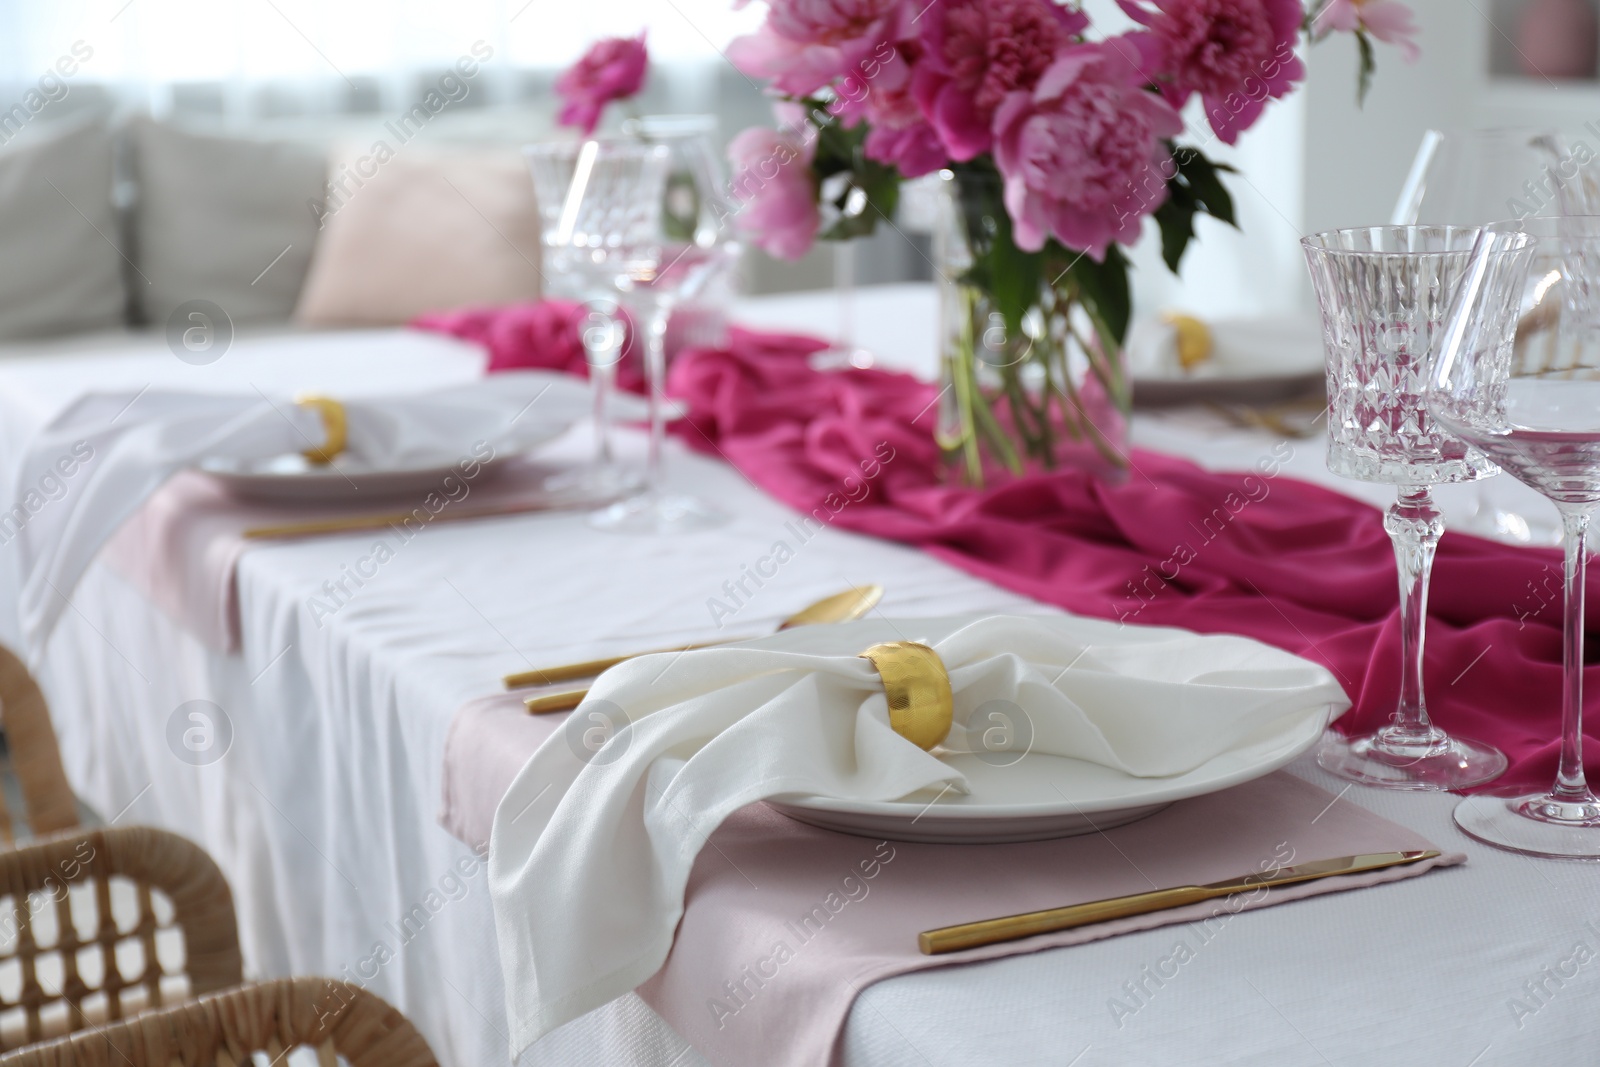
488,613,1349,1055
1126,313,1323,380
11,371,624,655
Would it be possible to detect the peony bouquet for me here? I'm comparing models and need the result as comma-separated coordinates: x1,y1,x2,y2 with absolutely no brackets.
723,0,1418,484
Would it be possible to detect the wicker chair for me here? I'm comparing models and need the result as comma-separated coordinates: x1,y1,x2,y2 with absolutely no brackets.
0,827,242,1051
0,979,439,1067
0,647,78,843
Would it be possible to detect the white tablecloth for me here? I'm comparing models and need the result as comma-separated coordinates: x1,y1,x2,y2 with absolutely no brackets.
0,288,1590,1067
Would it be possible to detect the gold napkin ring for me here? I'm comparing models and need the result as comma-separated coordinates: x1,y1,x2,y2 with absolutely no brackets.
1161,312,1213,371
859,642,953,751
295,394,347,465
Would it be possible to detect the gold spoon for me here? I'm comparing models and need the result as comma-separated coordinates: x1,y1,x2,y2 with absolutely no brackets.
509,585,884,705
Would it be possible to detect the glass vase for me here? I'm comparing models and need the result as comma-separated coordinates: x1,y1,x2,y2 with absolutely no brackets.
932,169,1130,488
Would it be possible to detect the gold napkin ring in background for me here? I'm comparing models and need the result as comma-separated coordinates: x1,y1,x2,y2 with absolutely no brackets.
859,642,953,751
295,394,347,465
1161,312,1213,371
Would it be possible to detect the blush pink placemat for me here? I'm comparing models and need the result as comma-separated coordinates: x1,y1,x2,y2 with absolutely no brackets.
638,774,1460,1067
440,691,563,850
100,463,562,652
439,700,1461,1067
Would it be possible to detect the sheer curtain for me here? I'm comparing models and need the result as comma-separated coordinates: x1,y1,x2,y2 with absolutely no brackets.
0,0,763,123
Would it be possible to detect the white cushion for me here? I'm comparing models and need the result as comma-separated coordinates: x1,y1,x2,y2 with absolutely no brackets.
293,144,542,327
0,116,124,339
129,117,327,327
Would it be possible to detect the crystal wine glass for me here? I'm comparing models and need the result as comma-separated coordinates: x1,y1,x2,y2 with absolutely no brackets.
1392,128,1565,229
622,114,741,359
526,141,654,503
1427,215,1600,857
575,136,736,536
1302,226,1509,790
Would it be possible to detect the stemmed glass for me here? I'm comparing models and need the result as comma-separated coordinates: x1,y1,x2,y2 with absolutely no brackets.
572,136,734,535
1392,128,1565,229
1302,226,1509,789
528,140,733,534
1428,216,1600,857
1392,128,1567,545
526,141,653,503
622,114,740,358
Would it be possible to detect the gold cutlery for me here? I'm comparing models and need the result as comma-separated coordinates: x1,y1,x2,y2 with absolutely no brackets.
1203,398,1325,439
917,849,1440,955
244,500,561,540
515,584,884,711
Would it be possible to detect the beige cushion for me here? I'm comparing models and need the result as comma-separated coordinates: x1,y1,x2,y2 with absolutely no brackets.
0,116,124,339
294,146,543,326
129,116,327,327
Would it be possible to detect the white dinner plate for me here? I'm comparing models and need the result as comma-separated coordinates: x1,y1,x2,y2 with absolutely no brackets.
199,453,512,503
1128,315,1326,408
1132,371,1324,408
761,616,1338,844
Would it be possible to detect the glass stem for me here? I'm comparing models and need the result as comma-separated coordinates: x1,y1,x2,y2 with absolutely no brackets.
587,340,617,472
643,308,670,498
1384,485,1444,744
1556,505,1594,801
834,240,855,356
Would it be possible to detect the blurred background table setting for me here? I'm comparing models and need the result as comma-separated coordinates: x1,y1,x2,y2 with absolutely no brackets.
0,1,1598,1066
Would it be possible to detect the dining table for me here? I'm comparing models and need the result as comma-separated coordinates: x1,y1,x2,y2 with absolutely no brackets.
0,284,1590,1067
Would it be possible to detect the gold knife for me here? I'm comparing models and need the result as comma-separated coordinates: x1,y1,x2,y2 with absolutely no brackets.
917,849,1441,955
524,688,592,715
243,500,560,540
507,639,731,691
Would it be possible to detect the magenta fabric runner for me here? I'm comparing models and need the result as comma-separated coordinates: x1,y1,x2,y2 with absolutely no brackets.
412,314,1599,796
667,328,1595,795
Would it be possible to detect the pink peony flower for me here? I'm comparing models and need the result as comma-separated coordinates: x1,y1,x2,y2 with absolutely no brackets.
728,0,911,97
728,125,821,260
1314,0,1421,62
556,33,649,136
1119,0,1304,144
991,42,1183,257
827,39,949,178
864,120,947,177
913,0,1088,161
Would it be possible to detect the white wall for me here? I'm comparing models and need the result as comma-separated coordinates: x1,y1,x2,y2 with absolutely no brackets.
1300,0,1476,235
1125,0,1485,318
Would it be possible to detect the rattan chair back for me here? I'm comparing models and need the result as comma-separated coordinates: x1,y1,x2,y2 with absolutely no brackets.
0,827,242,1050
0,978,439,1067
0,647,78,843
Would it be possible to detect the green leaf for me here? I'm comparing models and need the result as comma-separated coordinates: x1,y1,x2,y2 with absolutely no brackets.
985,213,1043,337
948,165,1043,336
1063,244,1132,348
819,174,899,240
1153,198,1195,273
1150,146,1237,274
1175,149,1237,228
1356,31,1375,104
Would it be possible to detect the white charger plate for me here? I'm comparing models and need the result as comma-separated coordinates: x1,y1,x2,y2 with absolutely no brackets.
761,616,1338,844
199,453,512,504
